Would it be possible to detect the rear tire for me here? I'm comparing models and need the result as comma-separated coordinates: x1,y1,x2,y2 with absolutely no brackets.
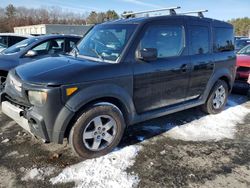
202,80,229,114
69,103,125,159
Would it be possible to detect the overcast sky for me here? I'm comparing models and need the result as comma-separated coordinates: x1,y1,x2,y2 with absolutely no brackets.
1,0,249,20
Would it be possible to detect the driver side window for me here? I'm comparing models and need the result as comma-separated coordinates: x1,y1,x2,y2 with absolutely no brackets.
32,41,50,55
31,39,64,55
138,25,185,58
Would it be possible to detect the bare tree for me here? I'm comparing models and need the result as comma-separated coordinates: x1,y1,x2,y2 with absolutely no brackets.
0,4,90,32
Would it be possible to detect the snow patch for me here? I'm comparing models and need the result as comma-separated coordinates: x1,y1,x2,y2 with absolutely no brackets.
4,151,19,157
50,145,141,188
1,138,9,143
165,100,249,141
22,167,55,181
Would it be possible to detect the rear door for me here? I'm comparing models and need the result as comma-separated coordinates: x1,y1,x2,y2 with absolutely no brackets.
133,19,191,113
186,20,214,100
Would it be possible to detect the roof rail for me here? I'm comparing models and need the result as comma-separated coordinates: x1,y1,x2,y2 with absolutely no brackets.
122,6,181,18
180,10,208,18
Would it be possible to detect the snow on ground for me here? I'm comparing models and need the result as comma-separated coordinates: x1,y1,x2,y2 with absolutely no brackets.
1,138,10,143
50,145,141,188
22,167,56,181
165,99,250,141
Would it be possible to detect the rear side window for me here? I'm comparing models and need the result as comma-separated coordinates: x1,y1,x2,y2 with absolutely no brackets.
190,26,209,55
139,25,185,58
213,28,234,52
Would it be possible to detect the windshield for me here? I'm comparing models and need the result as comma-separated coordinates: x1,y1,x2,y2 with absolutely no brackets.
3,38,37,55
238,45,250,55
235,39,250,50
76,24,137,62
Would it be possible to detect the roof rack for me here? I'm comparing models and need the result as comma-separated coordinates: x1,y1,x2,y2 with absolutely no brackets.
180,10,208,18
122,6,181,18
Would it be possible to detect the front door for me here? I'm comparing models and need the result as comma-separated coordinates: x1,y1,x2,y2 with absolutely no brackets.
133,21,191,113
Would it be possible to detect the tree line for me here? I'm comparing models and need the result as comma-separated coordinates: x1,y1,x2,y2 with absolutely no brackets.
0,4,120,32
0,4,249,37
228,17,250,36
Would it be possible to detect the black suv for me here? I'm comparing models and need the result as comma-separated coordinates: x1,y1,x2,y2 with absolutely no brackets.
1,14,235,158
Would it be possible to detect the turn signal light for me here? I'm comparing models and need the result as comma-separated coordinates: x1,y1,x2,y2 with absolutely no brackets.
66,87,78,96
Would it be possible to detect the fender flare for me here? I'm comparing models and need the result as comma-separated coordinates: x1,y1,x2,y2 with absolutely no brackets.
52,84,136,143
202,68,234,102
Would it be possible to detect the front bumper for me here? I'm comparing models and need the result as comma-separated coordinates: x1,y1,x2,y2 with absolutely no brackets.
2,101,30,133
1,100,50,141
1,71,76,144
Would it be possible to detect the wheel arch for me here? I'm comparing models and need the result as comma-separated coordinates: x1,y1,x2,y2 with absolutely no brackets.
202,68,234,102
53,84,136,143
64,96,131,140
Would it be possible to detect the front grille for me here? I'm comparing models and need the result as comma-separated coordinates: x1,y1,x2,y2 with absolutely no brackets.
4,94,31,110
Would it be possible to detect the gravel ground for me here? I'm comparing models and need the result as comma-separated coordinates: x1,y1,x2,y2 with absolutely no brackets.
0,94,249,188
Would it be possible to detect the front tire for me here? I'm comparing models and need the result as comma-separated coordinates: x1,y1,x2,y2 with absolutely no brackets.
202,80,229,114
69,103,125,159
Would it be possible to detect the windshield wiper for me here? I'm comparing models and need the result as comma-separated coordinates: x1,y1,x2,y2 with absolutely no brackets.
84,46,105,61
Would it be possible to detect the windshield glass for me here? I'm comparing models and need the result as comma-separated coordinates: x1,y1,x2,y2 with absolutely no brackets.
235,39,250,50
238,45,250,55
3,38,37,55
76,24,137,62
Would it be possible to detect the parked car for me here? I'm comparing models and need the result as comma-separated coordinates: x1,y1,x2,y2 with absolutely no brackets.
235,36,248,41
0,34,81,87
0,44,6,52
235,38,250,52
247,74,250,98
234,44,250,93
0,33,31,52
1,13,236,159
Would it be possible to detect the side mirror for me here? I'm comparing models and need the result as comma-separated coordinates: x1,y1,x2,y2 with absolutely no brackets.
136,48,158,62
25,50,37,57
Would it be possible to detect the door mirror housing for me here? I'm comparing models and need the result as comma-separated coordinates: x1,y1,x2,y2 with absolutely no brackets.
136,48,157,62
25,50,37,57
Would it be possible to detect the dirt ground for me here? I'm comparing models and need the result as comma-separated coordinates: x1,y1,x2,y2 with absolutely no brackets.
0,94,249,188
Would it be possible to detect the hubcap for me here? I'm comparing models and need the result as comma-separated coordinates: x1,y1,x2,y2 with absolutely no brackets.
212,85,226,109
83,115,117,151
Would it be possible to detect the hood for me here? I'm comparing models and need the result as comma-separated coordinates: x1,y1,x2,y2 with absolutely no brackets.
15,56,107,85
237,55,250,67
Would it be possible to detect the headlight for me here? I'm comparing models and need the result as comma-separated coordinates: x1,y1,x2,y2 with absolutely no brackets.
28,91,47,105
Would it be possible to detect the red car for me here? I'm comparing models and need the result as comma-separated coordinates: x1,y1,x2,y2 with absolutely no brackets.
248,74,250,98
234,44,250,93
